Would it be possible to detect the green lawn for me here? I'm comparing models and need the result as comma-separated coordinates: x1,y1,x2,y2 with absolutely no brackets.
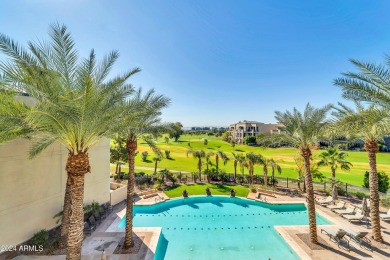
163,183,249,198
111,134,390,187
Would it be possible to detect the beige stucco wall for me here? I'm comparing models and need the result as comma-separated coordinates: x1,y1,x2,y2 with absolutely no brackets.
110,183,127,206
0,138,110,246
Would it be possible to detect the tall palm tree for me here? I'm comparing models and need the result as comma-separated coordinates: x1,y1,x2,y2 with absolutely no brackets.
115,89,169,248
245,152,262,184
232,152,240,182
260,103,331,244
317,148,352,200
268,158,282,186
215,150,228,171
236,154,247,175
0,24,138,259
333,103,390,242
188,149,205,181
153,156,162,174
205,151,214,171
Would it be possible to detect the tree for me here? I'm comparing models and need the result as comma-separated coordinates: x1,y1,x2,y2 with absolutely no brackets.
245,152,262,184
231,140,236,149
215,150,229,171
204,138,208,146
114,88,169,249
168,122,183,142
141,151,149,162
205,151,214,171
267,158,282,186
333,103,390,242
364,171,389,193
110,136,127,175
232,153,240,182
244,136,256,144
317,148,352,200
221,131,230,142
153,156,162,174
259,103,331,244
0,23,138,258
187,149,205,181
164,136,169,144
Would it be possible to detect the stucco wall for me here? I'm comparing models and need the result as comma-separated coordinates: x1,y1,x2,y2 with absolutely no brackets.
0,138,110,246
110,183,127,206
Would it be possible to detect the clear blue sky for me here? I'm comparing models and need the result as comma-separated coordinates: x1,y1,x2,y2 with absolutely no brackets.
1,0,390,127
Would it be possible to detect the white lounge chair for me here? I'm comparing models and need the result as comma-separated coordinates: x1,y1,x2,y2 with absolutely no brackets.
343,209,366,222
327,201,345,210
316,196,333,205
334,205,356,215
380,209,390,221
321,228,350,250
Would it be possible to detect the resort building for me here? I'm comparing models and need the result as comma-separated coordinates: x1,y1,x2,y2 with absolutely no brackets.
228,120,283,144
0,138,110,246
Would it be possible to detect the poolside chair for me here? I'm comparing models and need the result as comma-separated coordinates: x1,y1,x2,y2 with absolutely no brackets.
379,209,390,221
315,196,333,206
334,205,356,215
342,209,366,222
84,222,95,235
345,229,372,250
327,201,345,210
321,228,350,250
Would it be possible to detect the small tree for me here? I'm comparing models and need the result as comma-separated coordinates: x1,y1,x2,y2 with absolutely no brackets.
153,156,162,174
364,171,389,193
204,139,208,146
141,151,149,162
222,132,230,142
165,150,171,159
244,136,256,144
168,122,183,142
231,140,236,149
164,136,169,144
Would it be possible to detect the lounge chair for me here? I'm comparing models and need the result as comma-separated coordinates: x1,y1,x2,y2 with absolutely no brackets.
321,228,350,250
342,209,366,222
345,229,372,250
327,201,345,210
334,205,356,215
380,209,390,221
315,196,333,205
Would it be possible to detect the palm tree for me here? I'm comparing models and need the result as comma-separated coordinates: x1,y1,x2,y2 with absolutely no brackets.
187,149,205,181
333,103,390,242
215,150,228,171
232,152,240,182
245,152,262,184
259,103,331,244
153,156,162,174
236,154,247,175
317,148,352,200
268,158,282,186
205,151,214,171
115,89,169,248
0,24,138,259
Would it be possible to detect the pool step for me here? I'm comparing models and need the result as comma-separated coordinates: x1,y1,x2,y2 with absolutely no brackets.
165,225,273,231
137,211,306,217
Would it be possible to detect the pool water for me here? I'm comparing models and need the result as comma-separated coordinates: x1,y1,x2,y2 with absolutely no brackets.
118,196,330,260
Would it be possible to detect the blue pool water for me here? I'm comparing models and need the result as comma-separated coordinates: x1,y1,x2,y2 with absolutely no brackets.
119,196,330,260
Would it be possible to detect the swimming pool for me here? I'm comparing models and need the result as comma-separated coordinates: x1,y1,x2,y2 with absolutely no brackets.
118,196,330,259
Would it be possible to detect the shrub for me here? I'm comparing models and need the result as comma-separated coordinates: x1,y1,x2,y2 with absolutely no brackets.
221,132,230,142
141,151,149,162
136,175,150,186
153,182,162,190
249,185,257,193
164,136,169,144
218,169,229,183
31,229,49,247
192,172,199,183
204,139,208,146
355,192,365,200
84,201,102,214
244,136,256,145
363,171,389,193
165,150,171,159
381,196,390,208
336,186,346,196
236,175,245,184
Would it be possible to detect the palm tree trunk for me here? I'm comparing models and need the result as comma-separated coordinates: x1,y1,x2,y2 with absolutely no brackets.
234,161,237,183
198,158,202,181
331,168,338,200
216,155,219,171
154,160,158,174
59,174,72,248
124,138,137,248
263,165,268,187
115,163,119,174
66,152,90,260
365,140,383,242
272,168,275,186
301,147,318,244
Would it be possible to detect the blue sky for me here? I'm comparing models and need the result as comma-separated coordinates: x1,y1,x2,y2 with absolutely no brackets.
1,0,390,127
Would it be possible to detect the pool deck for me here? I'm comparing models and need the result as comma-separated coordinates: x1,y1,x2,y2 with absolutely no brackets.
247,191,390,260
14,192,390,259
